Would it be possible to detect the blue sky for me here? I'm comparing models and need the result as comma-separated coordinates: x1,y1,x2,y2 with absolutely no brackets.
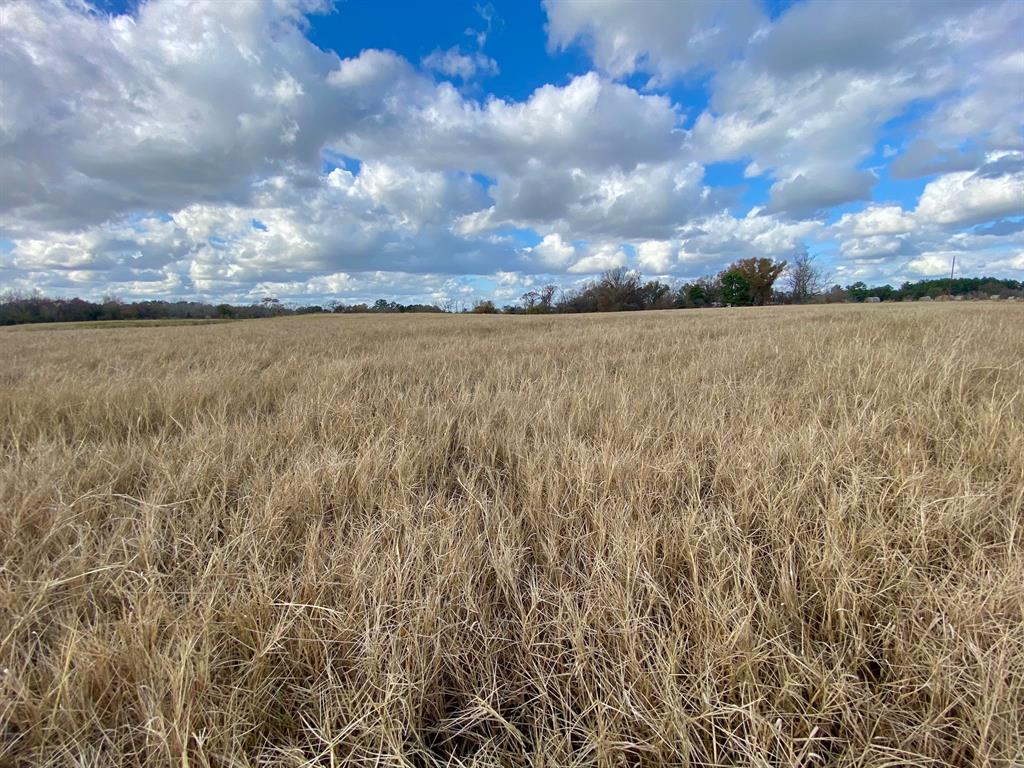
1,0,1021,305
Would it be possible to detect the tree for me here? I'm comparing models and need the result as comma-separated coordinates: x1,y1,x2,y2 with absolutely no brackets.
640,280,672,309
846,282,871,302
538,284,557,312
554,286,596,314
521,284,558,313
786,252,826,304
676,277,720,308
872,284,896,302
719,269,752,306
726,257,787,305
823,284,848,303
595,267,644,311
472,299,497,313
261,296,283,315
101,293,124,320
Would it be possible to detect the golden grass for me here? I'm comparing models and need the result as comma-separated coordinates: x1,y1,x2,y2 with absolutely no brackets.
1,303,1022,767
7,318,235,332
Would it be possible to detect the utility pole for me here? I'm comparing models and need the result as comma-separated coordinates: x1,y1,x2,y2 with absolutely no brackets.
948,253,956,298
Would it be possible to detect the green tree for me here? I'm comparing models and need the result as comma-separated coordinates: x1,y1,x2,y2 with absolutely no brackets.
683,281,706,307
727,257,787,305
846,282,870,302
720,270,752,306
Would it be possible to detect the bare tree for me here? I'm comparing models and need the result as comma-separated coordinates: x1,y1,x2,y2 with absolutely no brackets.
538,284,557,311
786,252,827,304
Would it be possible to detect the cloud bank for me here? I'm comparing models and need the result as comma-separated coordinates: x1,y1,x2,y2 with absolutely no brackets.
1,0,1021,303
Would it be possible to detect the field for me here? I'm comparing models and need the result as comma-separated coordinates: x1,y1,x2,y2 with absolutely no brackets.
6,318,235,331
1,303,1022,767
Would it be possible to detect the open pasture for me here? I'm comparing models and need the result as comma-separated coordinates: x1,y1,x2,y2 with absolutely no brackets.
1,303,1022,766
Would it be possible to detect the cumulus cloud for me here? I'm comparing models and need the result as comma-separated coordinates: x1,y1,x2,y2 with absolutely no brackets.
636,241,676,273
544,0,763,82
888,140,983,180
7,166,512,297
763,169,876,218
831,159,1024,282
836,205,917,238
915,161,1024,226
904,252,959,277
567,244,627,274
840,236,908,260
525,233,577,270
328,69,684,176
686,0,1023,217
2,0,1021,301
0,0,343,233
680,213,822,261
470,160,718,240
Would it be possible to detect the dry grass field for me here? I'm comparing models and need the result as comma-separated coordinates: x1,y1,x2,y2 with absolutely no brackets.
1,303,1022,767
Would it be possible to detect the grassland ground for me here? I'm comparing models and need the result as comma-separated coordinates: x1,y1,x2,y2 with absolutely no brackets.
4,318,235,331
1,303,1022,766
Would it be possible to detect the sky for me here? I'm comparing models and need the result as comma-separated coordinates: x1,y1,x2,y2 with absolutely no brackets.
1,0,1022,307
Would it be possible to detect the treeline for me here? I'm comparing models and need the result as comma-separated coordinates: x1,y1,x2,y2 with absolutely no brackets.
840,276,1023,303
2,260,1021,325
332,299,445,314
479,258,1022,314
476,257,792,314
0,293,445,326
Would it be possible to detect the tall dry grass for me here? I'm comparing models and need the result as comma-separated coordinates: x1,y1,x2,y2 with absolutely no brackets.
1,303,1022,767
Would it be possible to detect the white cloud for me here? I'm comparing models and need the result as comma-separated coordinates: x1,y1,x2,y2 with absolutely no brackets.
888,139,982,180
836,205,917,237
8,165,513,297
915,164,1024,226
526,233,577,269
328,69,684,177
544,0,763,82
905,252,961,277
422,46,498,80
354,162,487,231
840,236,906,260
985,251,1024,272
479,160,717,240
567,244,627,274
686,0,1023,217
763,169,876,217
829,160,1024,281
636,241,675,273
2,0,1022,302
679,212,822,261
0,0,343,233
